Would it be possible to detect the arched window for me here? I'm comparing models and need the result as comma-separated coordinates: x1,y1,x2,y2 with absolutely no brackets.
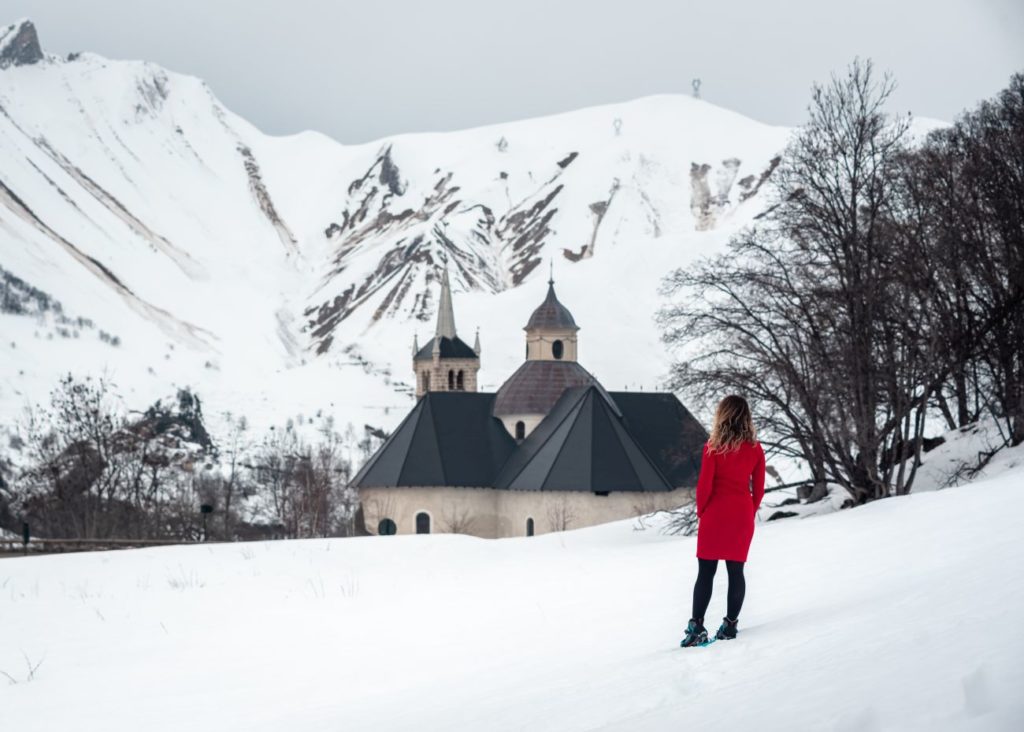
525,342,529,359
456,370,464,390
447,370,454,390
416,512,431,534
515,421,526,440
552,339,564,359
378,518,397,536
421,371,430,393
526,517,534,537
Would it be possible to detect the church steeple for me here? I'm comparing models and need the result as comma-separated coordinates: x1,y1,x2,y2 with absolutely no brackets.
435,266,456,339
412,265,480,398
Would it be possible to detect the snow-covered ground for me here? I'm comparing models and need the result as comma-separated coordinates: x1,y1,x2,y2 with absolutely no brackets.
3,452,1022,731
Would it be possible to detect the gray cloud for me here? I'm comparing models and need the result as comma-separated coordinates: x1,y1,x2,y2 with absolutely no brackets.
9,0,1024,142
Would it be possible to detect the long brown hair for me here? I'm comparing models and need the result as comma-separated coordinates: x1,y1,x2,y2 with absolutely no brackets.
707,395,756,453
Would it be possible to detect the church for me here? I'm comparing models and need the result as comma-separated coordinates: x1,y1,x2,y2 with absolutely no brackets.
352,268,708,538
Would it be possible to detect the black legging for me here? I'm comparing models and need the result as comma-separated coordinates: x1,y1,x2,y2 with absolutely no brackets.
692,558,745,622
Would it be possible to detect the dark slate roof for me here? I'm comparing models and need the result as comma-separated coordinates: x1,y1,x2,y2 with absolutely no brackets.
609,392,708,487
525,282,579,331
495,386,674,492
493,359,596,416
413,335,479,362
352,388,707,493
351,392,515,488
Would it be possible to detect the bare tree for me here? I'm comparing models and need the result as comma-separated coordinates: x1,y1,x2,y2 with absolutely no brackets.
440,502,477,534
9,375,215,539
361,494,398,535
661,63,1024,505
546,496,578,532
661,60,929,503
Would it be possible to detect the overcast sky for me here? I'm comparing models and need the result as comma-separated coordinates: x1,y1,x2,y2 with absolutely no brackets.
10,0,1024,143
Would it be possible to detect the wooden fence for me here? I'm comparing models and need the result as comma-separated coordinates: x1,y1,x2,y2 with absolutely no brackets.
0,537,210,557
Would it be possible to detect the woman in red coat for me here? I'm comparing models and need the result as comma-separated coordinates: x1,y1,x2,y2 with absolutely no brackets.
681,395,765,647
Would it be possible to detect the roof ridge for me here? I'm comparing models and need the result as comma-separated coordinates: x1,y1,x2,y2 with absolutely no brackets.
395,396,432,484
425,393,450,484
352,394,424,486
595,396,645,489
606,401,674,489
497,387,589,489
537,396,587,491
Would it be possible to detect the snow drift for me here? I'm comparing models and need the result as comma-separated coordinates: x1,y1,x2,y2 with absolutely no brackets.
3,454,1023,730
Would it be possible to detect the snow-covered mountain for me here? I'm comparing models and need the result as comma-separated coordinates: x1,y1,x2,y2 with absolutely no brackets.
0,18,791,436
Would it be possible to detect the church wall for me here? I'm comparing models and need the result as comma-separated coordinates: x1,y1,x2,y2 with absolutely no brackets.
359,486,694,539
361,486,502,537
526,329,578,361
498,413,545,440
493,488,694,537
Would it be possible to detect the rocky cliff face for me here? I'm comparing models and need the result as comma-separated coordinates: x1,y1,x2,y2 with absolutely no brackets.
0,19,44,69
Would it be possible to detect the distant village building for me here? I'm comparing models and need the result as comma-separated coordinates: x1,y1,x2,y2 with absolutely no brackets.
352,268,707,538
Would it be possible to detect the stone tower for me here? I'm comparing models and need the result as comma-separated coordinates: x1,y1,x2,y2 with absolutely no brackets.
493,275,593,440
523,274,580,362
413,268,480,398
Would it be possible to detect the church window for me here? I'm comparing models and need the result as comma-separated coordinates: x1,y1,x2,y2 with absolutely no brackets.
457,370,465,390
515,421,526,440
552,339,564,359
526,517,535,537
378,518,397,535
421,371,429,393
416,512,431,534
447,370,454,390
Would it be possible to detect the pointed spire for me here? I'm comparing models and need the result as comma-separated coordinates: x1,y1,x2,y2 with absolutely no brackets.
473,328,481,355
549,258,554,286
412,333,419,356
435,265,457,340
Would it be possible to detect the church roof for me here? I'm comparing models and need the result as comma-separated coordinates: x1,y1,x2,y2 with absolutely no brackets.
351,392,515,488
493,359,595,416
413,335,479,362
525,281,579,332
609,391,707,487
352,388,706,492
495,386,674,492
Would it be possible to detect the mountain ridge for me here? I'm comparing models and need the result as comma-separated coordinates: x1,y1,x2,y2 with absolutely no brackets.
0,18,791,436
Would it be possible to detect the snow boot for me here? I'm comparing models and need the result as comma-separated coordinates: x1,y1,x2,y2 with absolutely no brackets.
680,618,709,647
715,617,739,640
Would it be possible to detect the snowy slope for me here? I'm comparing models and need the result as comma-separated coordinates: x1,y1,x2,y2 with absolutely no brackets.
0,18,791,438
3,458,1023,730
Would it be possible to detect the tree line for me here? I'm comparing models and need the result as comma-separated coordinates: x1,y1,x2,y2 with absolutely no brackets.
0,374,376,541
660,60,1023,504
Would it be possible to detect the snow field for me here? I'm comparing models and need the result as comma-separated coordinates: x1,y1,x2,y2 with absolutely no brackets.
3,459,1023,731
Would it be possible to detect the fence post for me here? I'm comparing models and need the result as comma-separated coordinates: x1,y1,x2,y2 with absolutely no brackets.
22,521,30,556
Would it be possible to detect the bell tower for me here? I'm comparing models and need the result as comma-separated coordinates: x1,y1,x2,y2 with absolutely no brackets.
524,273,579,362
412,267,481,398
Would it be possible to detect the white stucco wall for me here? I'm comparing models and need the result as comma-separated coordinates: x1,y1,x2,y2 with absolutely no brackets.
360,486,694,539
498,413,545,440
526,329,578,361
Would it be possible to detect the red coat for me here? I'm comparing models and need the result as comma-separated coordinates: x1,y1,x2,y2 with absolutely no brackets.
695,441,766,562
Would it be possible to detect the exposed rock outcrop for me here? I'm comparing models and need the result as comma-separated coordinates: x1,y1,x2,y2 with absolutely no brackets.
0,19,44,69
